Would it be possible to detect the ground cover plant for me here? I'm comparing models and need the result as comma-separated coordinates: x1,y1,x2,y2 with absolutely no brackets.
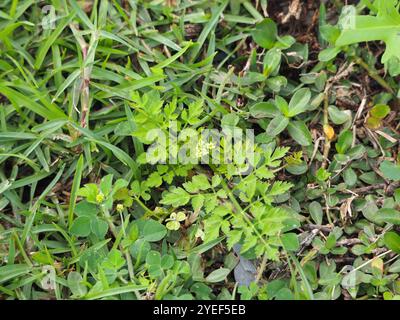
0,0,400,300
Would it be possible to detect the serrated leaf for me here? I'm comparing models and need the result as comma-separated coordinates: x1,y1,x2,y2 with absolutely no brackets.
281,233,300,251
160,187,191,207
335,4,400,68
90,218,108,238
75,201,97,217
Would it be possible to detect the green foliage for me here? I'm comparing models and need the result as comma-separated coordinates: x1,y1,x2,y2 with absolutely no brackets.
251,18,278,49
380,161,400,181
251,88,313,146
336,0,400,74
0,0,399,302
367,104,391,129
320,0,400,75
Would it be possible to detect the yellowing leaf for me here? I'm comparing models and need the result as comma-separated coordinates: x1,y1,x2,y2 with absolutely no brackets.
371,257,384,273
366,116,382,130
323,124,335,140
370,104,390,119
176,211,186,222
166,220,180,231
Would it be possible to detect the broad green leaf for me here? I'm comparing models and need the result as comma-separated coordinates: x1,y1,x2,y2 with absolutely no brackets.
370,104,390,119
335,6,400,68
160,255,174,269
318,47,341,62
146,251,161,266
319,25,341,44
281,233,300,251
249,102,279,118
67,272,87,297
275,96,289,116
142,219,167,242
266,115,289,137
130,239,151,263
335,130,353,154
102,249,125,270
380,161,400,181
328,105,351,124
263,48,281,76
309,202,323,225
388,259,400,273
384,232,400,254
287,120,312,146
361,198,380,224
375,208,400,225
75,201,97,217
251,18,277,49
266,76,287,92
90,218,108,239
70,216,91,237
343,168,358,187
287,88,311,117
205,268,231,283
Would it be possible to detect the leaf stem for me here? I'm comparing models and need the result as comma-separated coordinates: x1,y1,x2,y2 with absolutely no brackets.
352,56,395,95
322,92,331,169
219,177,269,249
135,196,154,217
255,252,268,283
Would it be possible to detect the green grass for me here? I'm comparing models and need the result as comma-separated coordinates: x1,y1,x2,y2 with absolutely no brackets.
0,0,400,301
